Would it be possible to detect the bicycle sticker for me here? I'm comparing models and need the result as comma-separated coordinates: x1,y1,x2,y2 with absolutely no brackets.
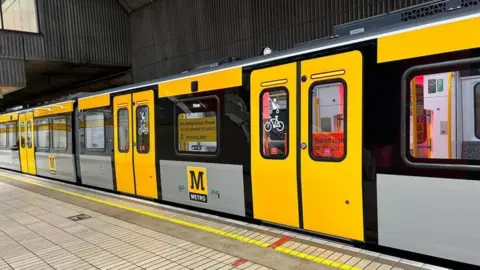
138,111,149,135
263,98,284,132
27,124,32,138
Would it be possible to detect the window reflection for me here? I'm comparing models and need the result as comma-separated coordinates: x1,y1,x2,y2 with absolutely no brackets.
260,88,289,158
1,0,38,33
409,69,480,161
176,97,218,154
310,82,346,160
52,117,67,150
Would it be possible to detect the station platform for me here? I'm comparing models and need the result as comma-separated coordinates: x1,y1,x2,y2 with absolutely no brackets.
0,169,448,270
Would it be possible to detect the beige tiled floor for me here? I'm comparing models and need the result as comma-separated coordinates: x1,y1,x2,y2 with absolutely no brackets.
0,182,271,270
0,170,453,270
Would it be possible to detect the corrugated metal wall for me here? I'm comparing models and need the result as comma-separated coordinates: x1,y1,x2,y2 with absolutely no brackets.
0,59,26,87
0,0,130,87
131,0,432,82
38,0,130,65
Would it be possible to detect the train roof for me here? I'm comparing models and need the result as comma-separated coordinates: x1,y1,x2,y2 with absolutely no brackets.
75,4,479,101
0,92,90,116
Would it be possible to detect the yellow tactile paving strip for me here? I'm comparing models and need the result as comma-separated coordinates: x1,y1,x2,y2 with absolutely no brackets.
0,171,449,270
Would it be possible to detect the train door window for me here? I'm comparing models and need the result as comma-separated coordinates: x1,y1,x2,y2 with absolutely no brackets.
310,82,346,161
260,88,289,158
20,122,25,148
85,111,105,151
118,108,129,152
136,106,149,153
0,124,7,148
27,121,33,148
35,118,49,150
52,117,67,151
175,96,219,154
8,123,17,148
474,83,480,139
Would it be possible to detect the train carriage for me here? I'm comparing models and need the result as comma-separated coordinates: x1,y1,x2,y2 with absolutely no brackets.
1,2,480,267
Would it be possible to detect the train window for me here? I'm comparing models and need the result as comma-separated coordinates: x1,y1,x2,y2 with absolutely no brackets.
175,96,219,154
85,112,105,151
406,65,480,163
7,123,17,148
310,82,346,161
52,117,67,151
20,122,25,148
225,92,250,141
475,83,480,139
0,124,6,148
117,108,129,152
136,106,149,154
260,88,289,158
35,118,49,150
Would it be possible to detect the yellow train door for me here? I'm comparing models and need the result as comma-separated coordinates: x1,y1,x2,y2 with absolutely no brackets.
18,112,36,174
250,63,300,228
250,50,364,241
113,94,135,194
300,50,364,241
132,90,157,199
113,90,158,199
18,114,28,173
25,112,36,174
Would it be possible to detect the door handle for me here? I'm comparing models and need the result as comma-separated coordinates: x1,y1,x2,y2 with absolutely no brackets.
132,142,136,147
301,142,307,149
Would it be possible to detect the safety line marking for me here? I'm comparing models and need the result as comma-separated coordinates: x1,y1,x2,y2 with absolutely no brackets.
267,235,291,249
0,172,361,270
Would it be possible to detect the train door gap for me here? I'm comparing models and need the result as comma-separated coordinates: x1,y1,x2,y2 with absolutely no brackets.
130,94,138,196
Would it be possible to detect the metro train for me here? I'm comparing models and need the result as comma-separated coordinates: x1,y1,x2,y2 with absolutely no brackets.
1,1,480,267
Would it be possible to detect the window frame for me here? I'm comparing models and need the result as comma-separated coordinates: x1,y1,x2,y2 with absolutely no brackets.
84,110,106,152
34,117,50,151
20,121,25,148
135,105,150,154
259,87,290,160
0,0,40,33
0,123,7,149
308,79,348,162
7,122,17,149
117,108,130,153
174,95,221,157
401,56,480,170
51,115,68,151
474,83,480,140
27,120,33,148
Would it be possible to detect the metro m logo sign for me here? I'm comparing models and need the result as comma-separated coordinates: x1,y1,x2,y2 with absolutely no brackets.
187,166,208,203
